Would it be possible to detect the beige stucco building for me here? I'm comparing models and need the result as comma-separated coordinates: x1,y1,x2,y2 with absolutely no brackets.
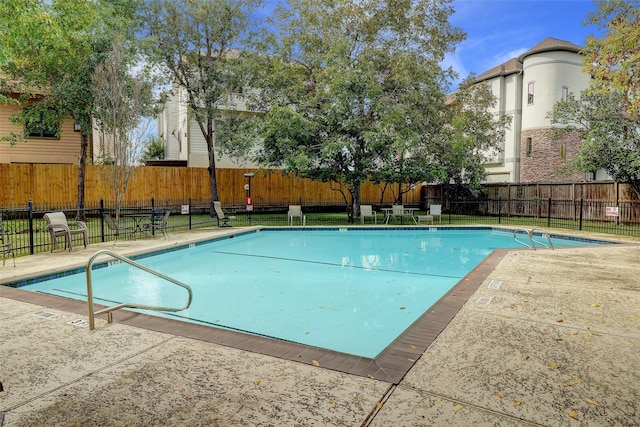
157,84,259,169
477,37,596,183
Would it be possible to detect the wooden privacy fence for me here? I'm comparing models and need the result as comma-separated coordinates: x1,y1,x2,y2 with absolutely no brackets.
0,164,422,207
422,181,640,223
482,182,639,203
482,182,640,223
423,181,639,203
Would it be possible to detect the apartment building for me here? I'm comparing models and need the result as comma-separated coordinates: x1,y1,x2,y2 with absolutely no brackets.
157,84,259,169
158,38,601,183
477,37,594,183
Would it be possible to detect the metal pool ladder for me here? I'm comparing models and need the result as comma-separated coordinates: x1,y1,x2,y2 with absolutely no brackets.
530,228,554,250
86,249,193,330
513,228,554,250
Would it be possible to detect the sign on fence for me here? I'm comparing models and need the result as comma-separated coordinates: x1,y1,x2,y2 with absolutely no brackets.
181,205,190,215
605,206,619,217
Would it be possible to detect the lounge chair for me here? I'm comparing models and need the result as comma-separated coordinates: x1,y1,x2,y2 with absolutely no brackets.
43,211,88,252
360,205,376,224
416,214,434,225
288,205,304,226
103,212,135,239
428,204,442,223
214,201,236,227
151,210,171,237
0,216,15,267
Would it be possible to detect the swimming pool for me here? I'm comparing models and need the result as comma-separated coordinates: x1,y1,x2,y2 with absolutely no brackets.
14,227,598,358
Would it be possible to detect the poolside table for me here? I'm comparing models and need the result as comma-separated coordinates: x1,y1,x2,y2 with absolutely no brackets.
123,212,162,237
382,207,418,224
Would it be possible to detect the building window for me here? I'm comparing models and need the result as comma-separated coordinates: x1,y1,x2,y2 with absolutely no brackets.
525,137,532,157
25,107,59,138
561,86,569,101
527,82,534,104
560,143,566,162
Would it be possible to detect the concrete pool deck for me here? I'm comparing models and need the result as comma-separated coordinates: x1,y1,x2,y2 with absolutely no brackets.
1,227,639,426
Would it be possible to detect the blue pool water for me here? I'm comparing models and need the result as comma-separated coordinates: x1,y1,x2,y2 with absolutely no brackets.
20,228,596,358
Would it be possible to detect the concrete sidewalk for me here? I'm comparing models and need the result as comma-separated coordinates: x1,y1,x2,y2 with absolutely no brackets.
1,228,639,426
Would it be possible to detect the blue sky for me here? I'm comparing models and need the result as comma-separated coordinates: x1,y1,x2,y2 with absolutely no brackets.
446,0,599,83
257,0,600,88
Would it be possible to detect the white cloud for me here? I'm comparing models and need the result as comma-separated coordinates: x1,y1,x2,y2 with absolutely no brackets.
448,0,597,78
487,47,528,68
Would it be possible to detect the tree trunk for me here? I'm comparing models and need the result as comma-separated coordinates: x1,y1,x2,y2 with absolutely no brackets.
76,133,88,221
350,182,361,223
207,117,219,216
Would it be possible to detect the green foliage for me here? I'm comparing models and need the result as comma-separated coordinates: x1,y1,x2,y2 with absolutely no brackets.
549,91,640,197
548,0,640,197
0,0,140,215
0,0,135,133
139,0,263,203
583,0,640,119
428,76,511,197
141,136,165,161
214,112,263,163
256,0,465,214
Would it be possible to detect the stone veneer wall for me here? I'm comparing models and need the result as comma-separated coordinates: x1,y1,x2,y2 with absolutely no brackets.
520,129,585,182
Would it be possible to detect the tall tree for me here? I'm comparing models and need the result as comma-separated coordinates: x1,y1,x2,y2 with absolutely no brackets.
139,0,263,212
549,0,640,197
0,0,138,218
582,0,640,118
91,38,155,217
549,91,640,197
256,0,464,219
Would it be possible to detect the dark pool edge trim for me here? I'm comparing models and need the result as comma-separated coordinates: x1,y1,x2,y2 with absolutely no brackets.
372,248,512,383
0,245,512,385
0,227,629,384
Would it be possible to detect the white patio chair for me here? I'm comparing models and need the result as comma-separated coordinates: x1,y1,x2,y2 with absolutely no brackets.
428,204,442,223
288,205,304,226
360,205,376,224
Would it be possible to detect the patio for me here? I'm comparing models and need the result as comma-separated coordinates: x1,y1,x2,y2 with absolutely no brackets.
1,227,639,426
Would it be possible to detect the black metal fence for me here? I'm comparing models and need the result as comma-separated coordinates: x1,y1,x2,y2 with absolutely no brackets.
0,198,362,258
1,197,638,259
0,198,220,258
445,198,640,237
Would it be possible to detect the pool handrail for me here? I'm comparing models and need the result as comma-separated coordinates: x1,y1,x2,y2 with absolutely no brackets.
513,228,535,249
531,227,554,250
512,227,555,250
86,249,193,330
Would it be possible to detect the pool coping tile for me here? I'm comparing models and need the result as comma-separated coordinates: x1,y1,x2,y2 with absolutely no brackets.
4,227,617,385
0,246,510,384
